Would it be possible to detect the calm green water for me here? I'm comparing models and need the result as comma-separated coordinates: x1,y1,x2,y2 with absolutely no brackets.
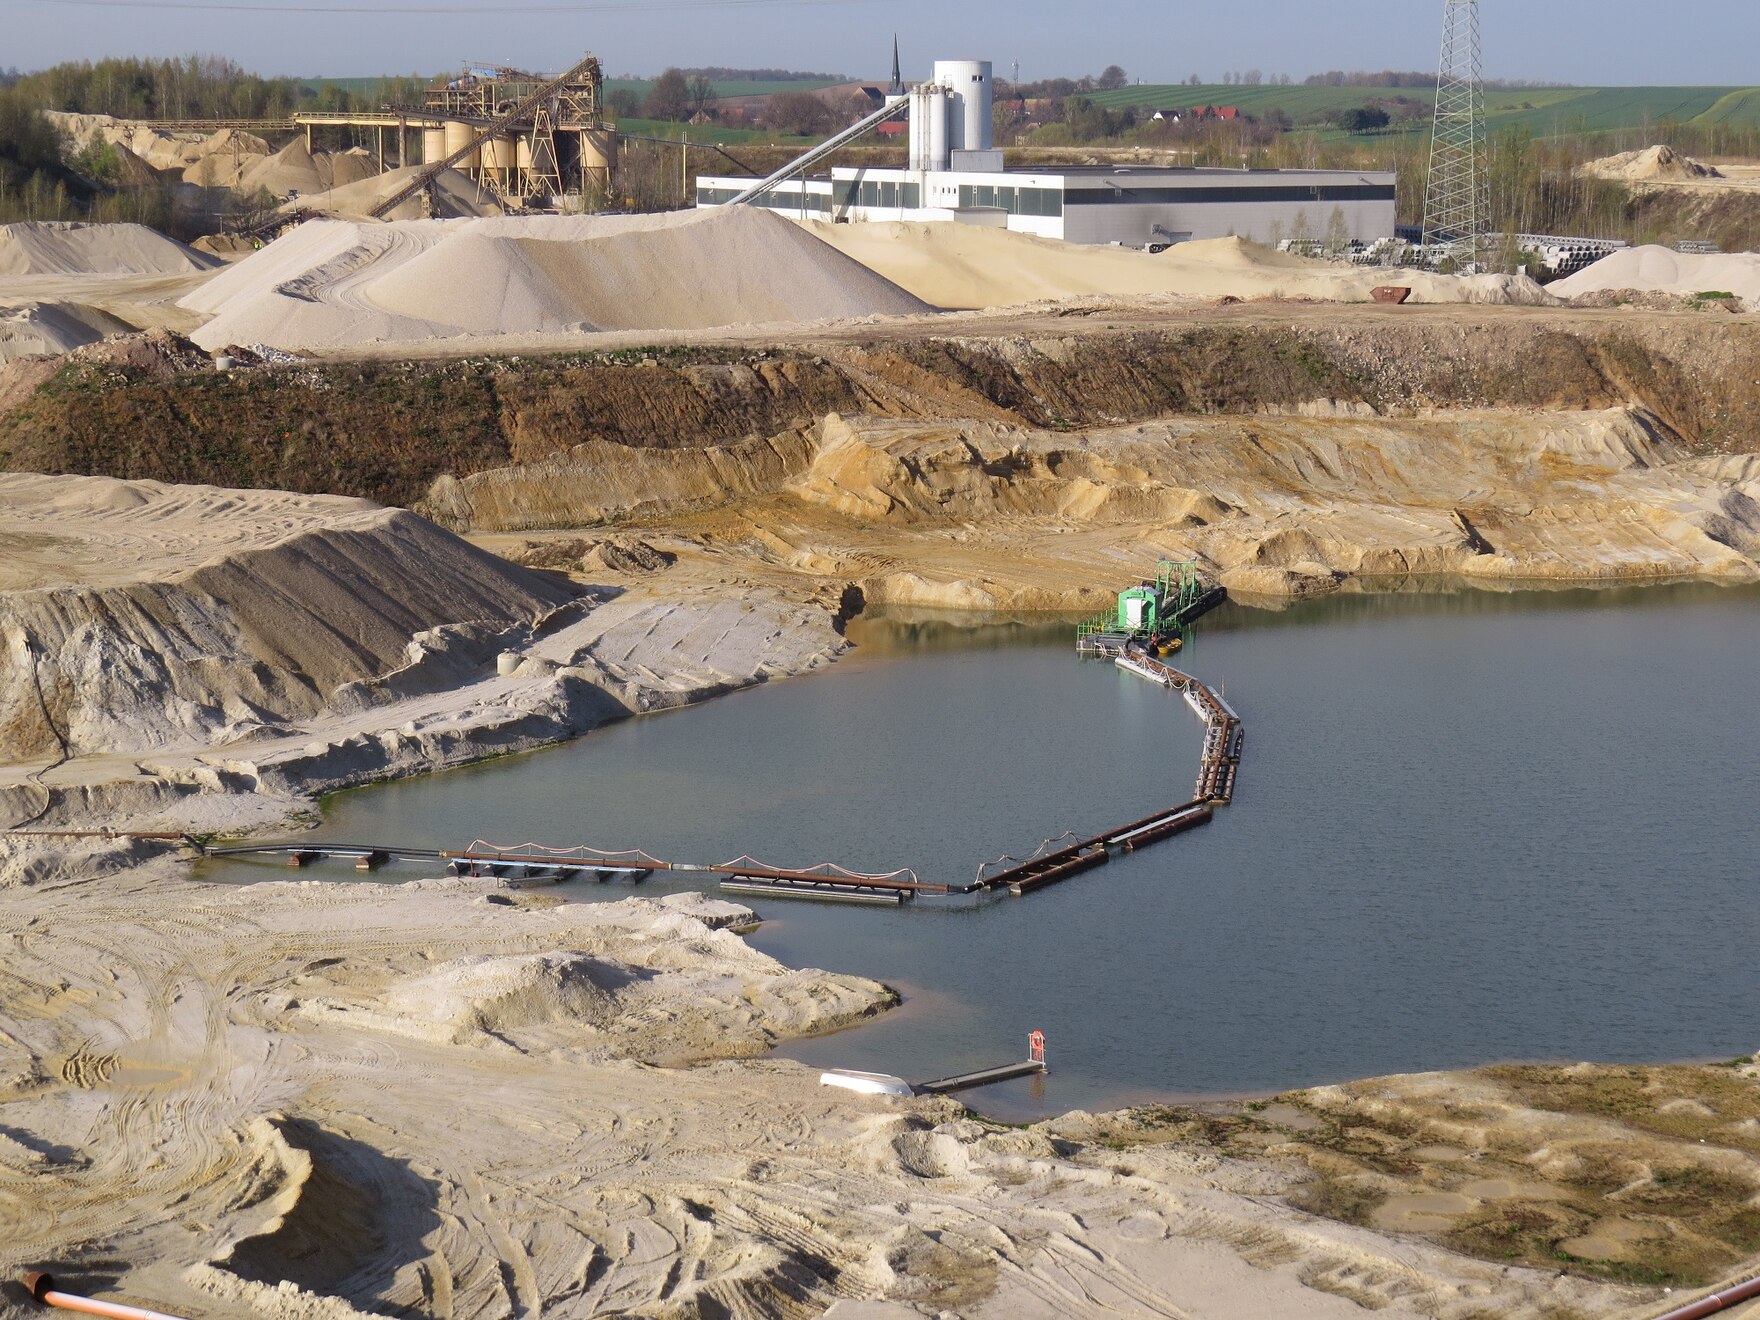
202,582,1760,1120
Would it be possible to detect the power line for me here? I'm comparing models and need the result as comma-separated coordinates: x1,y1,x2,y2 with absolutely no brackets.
1420,0,1487,271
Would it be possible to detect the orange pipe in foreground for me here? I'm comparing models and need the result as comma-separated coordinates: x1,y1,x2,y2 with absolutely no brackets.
21,1274,190,1320
1648,1273,1760,1320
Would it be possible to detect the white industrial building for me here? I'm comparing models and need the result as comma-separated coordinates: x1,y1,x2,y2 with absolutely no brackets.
696,59,1397,248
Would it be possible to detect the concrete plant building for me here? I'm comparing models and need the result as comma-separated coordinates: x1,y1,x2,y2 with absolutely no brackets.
695,59,1396,248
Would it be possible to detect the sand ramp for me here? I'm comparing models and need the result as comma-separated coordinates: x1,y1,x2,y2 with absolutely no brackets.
182,206,930,351
0,220,219,277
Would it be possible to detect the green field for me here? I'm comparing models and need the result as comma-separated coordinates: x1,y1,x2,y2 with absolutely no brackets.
1084,83,1760,136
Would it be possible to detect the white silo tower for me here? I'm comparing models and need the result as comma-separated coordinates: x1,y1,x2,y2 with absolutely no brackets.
933,59,993,153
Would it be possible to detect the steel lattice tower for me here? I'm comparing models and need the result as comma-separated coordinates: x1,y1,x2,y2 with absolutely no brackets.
1421,0,1488,269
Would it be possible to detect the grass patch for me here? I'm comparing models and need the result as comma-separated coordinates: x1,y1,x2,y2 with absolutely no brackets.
1484,1063,1760,1147
1288,1175,1387,1227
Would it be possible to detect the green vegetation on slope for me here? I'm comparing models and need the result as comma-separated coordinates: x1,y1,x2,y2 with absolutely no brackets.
4,319,1756,511
1084,82,1760,137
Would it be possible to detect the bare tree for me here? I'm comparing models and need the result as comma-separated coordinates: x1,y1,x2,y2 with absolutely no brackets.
1097,65,1128,90
642,68,690,122
685,75,715,116
764,90,835,136
1290,207,1312,247
1324,205,1350,256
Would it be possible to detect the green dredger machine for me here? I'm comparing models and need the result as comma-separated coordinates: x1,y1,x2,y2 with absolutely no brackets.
1076,559,1224,656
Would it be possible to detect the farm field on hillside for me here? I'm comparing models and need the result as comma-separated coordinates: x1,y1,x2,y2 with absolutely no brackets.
1086,82,1760,136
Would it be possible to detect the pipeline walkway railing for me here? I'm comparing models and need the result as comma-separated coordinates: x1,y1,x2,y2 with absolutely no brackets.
12,652,1242,907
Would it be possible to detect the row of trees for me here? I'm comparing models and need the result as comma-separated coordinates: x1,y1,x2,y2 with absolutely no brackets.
1305,69,1569,89
0,57,428,228
0,56,420,121
1218,72,1295,86
611,69,844,135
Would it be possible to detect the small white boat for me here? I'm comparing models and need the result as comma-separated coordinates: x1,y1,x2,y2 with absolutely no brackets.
818,1068,916,1097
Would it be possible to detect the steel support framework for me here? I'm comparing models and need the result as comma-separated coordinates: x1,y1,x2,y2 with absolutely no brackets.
1421,0,1488,270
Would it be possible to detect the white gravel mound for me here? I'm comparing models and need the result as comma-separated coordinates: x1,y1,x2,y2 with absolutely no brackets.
0,220,219,277
181,207,931,351
1552,245,1760,310
0,300,132,363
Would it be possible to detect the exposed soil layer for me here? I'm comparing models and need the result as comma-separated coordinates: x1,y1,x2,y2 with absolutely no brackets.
3,310,1757,508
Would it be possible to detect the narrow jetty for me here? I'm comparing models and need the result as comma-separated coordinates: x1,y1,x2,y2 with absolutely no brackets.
916,1059,1046,1093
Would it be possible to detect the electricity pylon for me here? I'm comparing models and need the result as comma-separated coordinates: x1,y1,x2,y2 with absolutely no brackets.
1420,0,1488,270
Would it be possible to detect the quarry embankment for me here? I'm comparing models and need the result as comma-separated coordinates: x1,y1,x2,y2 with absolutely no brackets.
2,308,1757,510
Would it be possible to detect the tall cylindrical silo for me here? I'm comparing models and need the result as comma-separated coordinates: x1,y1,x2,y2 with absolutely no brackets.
933,59,993,153
422,127,446,166
925,85,950,172
479,133,515,181
579,129,614,192
443,120,480,170
908,85,931,172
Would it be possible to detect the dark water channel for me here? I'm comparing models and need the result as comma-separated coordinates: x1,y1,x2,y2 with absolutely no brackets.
201,582,1760,1121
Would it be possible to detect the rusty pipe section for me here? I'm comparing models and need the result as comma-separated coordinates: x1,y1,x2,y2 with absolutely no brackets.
1648,1274,1760,1320
21,1274,190,1320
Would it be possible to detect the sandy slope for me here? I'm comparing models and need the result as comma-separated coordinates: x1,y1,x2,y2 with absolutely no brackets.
0,841,1644,1320
275,164,503,221
1553,245,1760,311
0,300,132,363
0,469,1731,1318
806,225,1556,311
442,407,1760,608
181,208,931,351
0,221,217,278
0,474,578,762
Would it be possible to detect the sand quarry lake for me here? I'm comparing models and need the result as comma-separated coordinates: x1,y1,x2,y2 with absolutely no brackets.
203,582,1760,1120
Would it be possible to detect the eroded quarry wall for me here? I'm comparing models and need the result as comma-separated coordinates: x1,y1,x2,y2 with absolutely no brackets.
0,489,577,761
1,317,1756,523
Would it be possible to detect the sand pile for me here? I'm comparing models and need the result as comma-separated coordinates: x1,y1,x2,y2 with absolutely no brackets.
0,473,578,758
0,300,131,362
807,223,1554,310
295,898,893,1059
0,220,218,276
181,207,930,351
44,112,273,176
1583,144,1722,182
238,140,378,199
1552,245,1760,310
275,163,500,221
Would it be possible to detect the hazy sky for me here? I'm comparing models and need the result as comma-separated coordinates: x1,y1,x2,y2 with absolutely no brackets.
1,0,1754,86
